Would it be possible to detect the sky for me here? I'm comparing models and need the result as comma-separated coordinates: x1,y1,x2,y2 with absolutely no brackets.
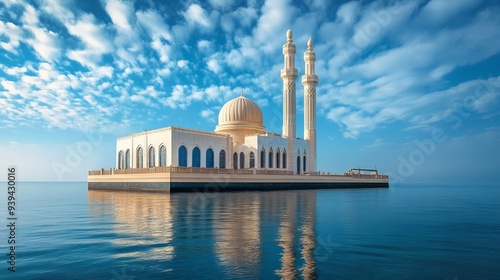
0,0,499,183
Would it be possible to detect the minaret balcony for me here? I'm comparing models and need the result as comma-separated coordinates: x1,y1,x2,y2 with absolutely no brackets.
281,69,298,78
301,75,318,83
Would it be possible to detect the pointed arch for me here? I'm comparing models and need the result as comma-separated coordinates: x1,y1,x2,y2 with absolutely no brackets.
260,147,266,168
206,148,214,168
268,147,274,168
125,149,130,169
282,149,287,169
303,155,307,172
118,150,124,170
178,145,187,167
219,149,226,169
192,147,201,167
249,152,255,168
276,148,281,169
297,155,301,174
233,152,238,169
303,150,307,172
239,152,245,169
159,145,167,167
148,146,155,167
136,146,143,168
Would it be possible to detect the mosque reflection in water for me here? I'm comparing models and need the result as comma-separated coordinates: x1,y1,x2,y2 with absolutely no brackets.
88,190,318,279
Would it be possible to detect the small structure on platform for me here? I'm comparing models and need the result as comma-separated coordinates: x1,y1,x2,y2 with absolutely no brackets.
88,30,389,192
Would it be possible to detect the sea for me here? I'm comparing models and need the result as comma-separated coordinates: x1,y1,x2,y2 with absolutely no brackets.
1,182,499,279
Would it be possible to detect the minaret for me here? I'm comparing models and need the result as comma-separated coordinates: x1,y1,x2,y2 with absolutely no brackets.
281,29,298,172
302,38,318,173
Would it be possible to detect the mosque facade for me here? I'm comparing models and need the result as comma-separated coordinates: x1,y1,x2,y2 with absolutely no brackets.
116,30,318,175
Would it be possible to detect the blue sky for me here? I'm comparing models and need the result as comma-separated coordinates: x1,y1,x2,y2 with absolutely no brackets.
1,0,499,183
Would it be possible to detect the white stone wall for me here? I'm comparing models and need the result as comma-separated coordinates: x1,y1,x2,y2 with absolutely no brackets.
116,127,172,169
115,126,310,174
171,128,231,168
231,134,310,173
116,127,231,169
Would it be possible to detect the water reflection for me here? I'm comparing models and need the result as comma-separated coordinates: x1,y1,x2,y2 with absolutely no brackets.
213,193,262,278
274,191,317,280
88,191,174,261
88,189,318,279
206,190,317,279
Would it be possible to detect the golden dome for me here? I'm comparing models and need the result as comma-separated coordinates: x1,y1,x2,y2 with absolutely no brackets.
215,95,266,143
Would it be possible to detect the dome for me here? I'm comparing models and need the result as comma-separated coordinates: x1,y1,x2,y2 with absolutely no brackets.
218,95,263,125
215,95,266,144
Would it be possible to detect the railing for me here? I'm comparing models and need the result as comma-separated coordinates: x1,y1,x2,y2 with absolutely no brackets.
90,166,256,175
89,167,389,179
256,170,294,175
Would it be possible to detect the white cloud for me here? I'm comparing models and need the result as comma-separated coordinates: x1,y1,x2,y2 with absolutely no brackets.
197,40,213,52
251,0,297,53
207,57,222,73
209,0,234,10
163,85,188,109
136,10,174,66
220,6,258,33
136,9,172,42
26,26,61,61
184,4,213,29
104,0,144,66
1,0,23,7
336,1,360,25
22,4,39,25
0,21,23,53
177,60,189,69
105,0,133,32
67,15,111,53
419,0,483,25
151,38,171,63
40,0,75,24
0,0,498,144
312,0,500,138
65,14,113,67
200,109,216,123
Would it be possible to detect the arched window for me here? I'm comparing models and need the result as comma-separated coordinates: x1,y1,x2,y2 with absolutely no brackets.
206,148,214,168
178,146,187,167
118,151,124,169
249,152,255,168
297,156,301,174
268,148,273,168
276,149,281,169
240,152,245,169
282,150,287,169
148,146,155,167
137,147,143,168
260,148,266,168
303,155,306,172
192,147,201,167
159,145,167,167
233,152,238,169
219,150,226,169
125,149,130,169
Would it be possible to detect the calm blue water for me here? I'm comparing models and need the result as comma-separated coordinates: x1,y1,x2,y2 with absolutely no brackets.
1,182,499,279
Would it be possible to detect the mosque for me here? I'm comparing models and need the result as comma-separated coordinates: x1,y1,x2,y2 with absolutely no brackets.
88,30,389,192
116,29,315,175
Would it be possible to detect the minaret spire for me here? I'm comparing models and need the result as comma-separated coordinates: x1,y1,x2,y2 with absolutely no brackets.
302,37,318,173
281,29,298,173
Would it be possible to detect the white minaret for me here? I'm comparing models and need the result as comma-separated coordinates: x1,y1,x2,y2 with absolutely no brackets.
302,38,318,173
281,29,298,173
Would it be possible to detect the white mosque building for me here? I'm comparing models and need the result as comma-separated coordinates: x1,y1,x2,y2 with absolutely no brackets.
115,30,318,175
